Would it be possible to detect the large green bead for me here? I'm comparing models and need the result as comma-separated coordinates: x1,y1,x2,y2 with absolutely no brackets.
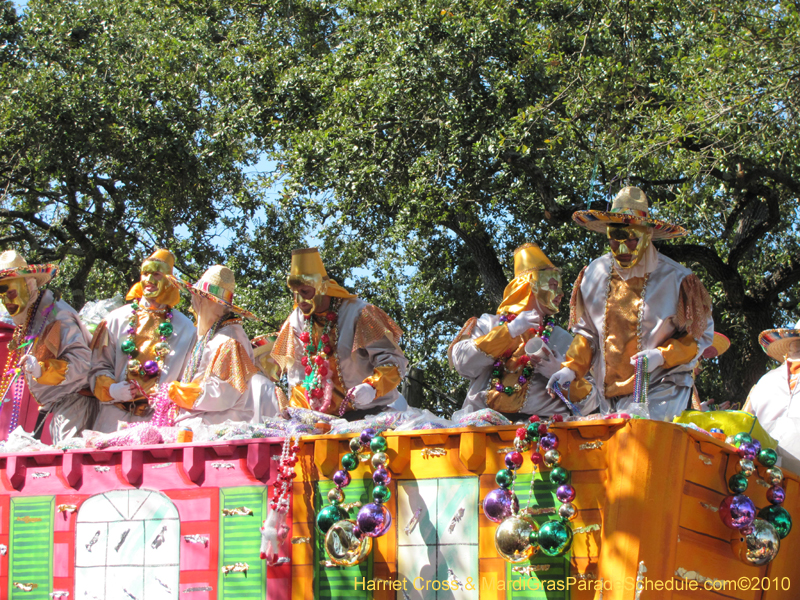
525,424,539,439
503,386,514,395
121,339,137,354
549,466,570,486
733,432,753,447
316,504,348,534
537,520,573,556
758,505,792,539
728,473,749,494
158,322,173,337
758,448,778,468
341,453,359,471
373,484,391,504
370,436,387,453
496,469,515,489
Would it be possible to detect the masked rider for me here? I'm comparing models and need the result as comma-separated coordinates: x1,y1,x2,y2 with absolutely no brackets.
548,187,714,421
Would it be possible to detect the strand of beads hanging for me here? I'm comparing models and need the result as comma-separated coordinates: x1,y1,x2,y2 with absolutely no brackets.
316,427,391,566
721,432,791,566
633,354,649,404
300,298,341,413
488,415,577,563
122,301,173,379
489,317,556,395
270,435,300,514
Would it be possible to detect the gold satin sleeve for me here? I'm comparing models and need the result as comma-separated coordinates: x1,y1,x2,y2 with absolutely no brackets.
562,334,594,379
658,333,698,369
474,324,516,358
569,377,593,402
289,385,311,409
363,365,402,398
168,381,202,409
34,359,68,386
94,375,117,403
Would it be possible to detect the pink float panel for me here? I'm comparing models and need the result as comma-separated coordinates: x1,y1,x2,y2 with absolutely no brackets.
0,438,291,600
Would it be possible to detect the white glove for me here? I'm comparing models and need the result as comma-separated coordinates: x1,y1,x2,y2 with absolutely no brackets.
547,367,576,394
109,381,135,402
348,383,377,408
533,351,564,380
260,507,286,565
630,349,664,373
507,310,542,338
18,355,42,379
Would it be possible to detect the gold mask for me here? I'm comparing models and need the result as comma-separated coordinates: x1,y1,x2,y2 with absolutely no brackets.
534,270,563,314
290,286,325,317
0,277,31,317
140,260,171,299
607,224,652,269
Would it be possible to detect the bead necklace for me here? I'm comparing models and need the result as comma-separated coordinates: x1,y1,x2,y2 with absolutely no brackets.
317,427,392,566
149,384,176,427
270,435,300,513
485,415,579,563
182,314,237,383
121,301,173,379
488,317,555,396
633,355,650,404
300,298,341,413
720,433,792,565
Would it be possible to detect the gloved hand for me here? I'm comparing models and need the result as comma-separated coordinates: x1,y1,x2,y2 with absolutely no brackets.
18,354,42,379
348,383,377,408
507,310,542,338
533,351,564,380
109,381,135,402
547,367,576,395
630,348,664,373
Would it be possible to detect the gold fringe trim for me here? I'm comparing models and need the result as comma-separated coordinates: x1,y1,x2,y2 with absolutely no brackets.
207,339,259,394
569,266,588,330
676,274,712,341
352,304,403,352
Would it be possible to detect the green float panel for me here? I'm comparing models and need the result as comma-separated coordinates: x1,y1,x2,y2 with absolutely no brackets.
505,472,570,600
314,476,374,599
219,487,268,600
10,496,54,600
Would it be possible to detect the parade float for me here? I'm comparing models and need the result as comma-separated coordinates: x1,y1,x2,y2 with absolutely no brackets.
0,413,796,600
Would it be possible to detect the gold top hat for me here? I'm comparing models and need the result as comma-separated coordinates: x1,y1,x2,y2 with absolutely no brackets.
169,265,259,320
143,248,176,270
572,186,687,240
0,249,58,286
289,248,328,280
513,243,557,277
286,247,355,300
498,243,560,314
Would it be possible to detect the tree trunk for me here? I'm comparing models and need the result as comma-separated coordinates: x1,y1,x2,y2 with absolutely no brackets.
445,214,508,306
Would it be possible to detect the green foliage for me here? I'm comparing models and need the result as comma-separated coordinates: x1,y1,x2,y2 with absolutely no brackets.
2,0,799,409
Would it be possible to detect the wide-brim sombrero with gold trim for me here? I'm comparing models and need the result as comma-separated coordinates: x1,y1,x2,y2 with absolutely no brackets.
759,319,800,362
0,250,58,287
702,332,731,359
573,186,687,240
168,267,260,321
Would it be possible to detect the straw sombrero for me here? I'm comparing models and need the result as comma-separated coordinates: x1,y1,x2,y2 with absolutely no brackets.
0,250,58,287
759,319,800,362
168,265,259,320
701,332,731,359
572,186,687,240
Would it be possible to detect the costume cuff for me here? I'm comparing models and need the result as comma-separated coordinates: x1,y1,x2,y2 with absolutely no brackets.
570,377,593,402
34,359,68,386
562,334,594,379
363,365,402,398
659,333,698,368
168,381,202,410
289,385,311,409
94,375,117,403
474,324,516,358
